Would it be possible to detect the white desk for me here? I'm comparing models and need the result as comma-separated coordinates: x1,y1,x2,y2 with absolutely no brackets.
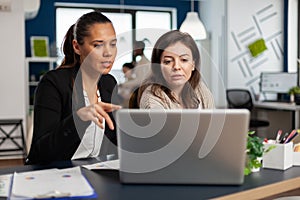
254,101,300,129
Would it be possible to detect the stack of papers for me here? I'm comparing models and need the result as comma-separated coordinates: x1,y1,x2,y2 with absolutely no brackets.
8,166,96,199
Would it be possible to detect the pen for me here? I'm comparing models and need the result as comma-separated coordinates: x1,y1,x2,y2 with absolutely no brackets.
280,132,289,144
283,130,297,144
275,130,282,143
286,132,298,143
284,131,298,144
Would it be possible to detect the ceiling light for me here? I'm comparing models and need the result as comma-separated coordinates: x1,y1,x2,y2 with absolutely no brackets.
179,0,207,40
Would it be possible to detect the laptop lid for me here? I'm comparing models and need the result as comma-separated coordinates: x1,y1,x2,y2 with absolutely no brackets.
116,109,250,185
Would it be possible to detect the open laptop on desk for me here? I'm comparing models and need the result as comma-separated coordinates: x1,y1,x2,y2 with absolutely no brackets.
116,109,250,185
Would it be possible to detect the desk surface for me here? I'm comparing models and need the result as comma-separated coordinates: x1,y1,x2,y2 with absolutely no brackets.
254,101,300,129
2,159,300,200
254,101,300,111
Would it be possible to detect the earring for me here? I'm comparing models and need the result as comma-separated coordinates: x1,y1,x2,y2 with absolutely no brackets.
192,62,195,71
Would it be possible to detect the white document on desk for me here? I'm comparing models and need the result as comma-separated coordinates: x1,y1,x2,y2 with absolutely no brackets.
0,174,12,197
9,166,96,199
0,169,58,198
82,159,120,170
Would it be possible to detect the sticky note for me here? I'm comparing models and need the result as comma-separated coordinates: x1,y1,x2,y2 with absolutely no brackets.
248,38,267,57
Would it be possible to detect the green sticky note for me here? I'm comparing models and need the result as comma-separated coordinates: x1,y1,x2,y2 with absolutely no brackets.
248,38,267,57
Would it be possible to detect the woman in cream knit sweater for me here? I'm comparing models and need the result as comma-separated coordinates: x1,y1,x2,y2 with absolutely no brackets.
137,30,214,109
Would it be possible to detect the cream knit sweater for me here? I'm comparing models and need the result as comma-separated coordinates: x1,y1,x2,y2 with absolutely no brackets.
139,81,214,109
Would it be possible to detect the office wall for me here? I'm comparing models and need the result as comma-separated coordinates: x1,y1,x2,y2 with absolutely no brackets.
227,0,284,96
25,0,193,57
200,0,285,106
0,0,26,120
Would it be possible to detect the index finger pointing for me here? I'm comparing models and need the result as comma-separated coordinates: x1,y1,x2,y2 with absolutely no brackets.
95,106,115,130
100,102,122,113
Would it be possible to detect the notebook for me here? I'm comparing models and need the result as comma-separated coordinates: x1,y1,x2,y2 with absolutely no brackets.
116,109,250,185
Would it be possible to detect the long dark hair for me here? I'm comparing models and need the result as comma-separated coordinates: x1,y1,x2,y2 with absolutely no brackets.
138,30,201,108
59,11,112,68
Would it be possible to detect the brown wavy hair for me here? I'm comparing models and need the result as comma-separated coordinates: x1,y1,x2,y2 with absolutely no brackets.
138,30,201,108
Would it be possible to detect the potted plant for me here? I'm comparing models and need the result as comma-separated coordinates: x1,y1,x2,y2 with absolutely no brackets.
288,86,300,104
244,131,275,175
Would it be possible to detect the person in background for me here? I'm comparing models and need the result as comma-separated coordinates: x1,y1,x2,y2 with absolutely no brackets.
118,62,135,107
118,41,151,107
132,40,151,70
26,11,121,164
131,40,151,84
122,62,135,81
138,30,214,109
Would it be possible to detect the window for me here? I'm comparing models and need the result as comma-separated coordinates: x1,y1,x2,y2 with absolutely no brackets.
56,7,94,64
136,11,172,59
55,3,176,83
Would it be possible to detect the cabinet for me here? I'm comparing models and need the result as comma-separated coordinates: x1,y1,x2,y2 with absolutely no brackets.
25,57,57,111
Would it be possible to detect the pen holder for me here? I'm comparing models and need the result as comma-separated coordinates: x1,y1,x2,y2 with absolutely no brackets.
262,142,293,170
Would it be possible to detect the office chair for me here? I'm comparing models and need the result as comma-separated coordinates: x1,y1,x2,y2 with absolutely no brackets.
226,89,269,129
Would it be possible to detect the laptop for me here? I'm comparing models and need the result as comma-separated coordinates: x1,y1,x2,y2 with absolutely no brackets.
116,109,250,185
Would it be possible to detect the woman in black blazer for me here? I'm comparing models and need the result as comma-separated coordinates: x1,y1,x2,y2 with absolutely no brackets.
26,11,121,164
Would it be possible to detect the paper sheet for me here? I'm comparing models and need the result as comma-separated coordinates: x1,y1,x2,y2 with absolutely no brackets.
0,174,12,197
9,166,95,199
82,159,120,170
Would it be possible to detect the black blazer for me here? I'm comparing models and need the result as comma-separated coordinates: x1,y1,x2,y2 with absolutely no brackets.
26,65,119,164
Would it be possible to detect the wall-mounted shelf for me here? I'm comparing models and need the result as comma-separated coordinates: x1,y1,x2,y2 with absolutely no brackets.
28,81,39,86
25,57,57,113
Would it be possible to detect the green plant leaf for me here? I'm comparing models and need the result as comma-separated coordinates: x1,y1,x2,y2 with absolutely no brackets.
289,86,300,94
248,131,256,135
244,167,251,175
264,145,276,153
251,159,262,168
244,130,275,175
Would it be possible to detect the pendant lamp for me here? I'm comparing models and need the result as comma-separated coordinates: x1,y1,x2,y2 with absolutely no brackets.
24,0,41,20
179,0,207,40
